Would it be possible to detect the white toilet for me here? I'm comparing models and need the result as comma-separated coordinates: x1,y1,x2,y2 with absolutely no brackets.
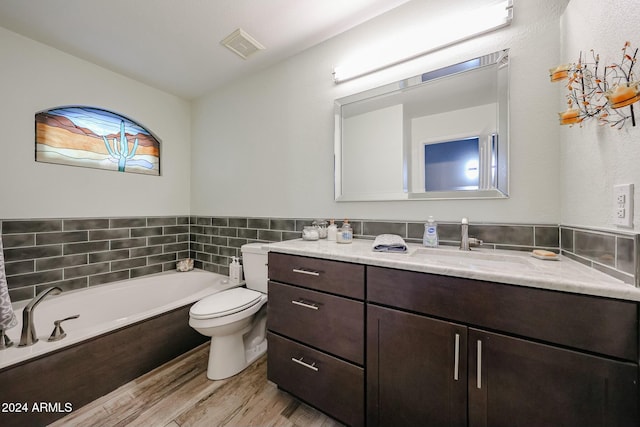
189,243,268,380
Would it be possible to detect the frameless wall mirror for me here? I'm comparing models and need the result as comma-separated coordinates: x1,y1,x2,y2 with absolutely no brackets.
334,49,509,201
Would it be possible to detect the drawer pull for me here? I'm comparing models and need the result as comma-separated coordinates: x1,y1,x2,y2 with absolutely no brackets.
291,356,319,372
292,268,320,277
291,299,319,310
453,333,460,381
477,340,482,389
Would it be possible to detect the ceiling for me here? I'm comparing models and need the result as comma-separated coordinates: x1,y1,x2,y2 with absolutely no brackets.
0,0,412,100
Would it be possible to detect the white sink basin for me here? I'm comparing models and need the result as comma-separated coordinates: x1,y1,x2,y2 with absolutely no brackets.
409,247,535,271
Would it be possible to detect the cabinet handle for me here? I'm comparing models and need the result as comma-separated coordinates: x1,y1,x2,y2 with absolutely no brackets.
291,299,319,310
477,340,482,389
292,268,320,277
453,333,460,381
291,356,319,372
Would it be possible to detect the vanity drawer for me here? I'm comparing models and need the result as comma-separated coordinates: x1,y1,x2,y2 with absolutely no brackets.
268,252,364,299
267,331,364,427
367,266,638,362
268,281,364,364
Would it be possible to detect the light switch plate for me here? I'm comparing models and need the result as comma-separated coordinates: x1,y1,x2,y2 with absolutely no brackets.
613,184,634,227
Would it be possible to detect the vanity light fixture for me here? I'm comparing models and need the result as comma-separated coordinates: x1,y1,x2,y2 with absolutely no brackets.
332,0,513,83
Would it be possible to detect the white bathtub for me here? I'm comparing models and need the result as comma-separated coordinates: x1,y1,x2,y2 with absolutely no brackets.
0,269,235,371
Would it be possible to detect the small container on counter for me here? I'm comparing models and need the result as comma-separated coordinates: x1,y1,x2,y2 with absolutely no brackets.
423,216,439,248
229,256,243,284
313,219,328,239
302,226,320,241
327,219,338,241
336,219,353,244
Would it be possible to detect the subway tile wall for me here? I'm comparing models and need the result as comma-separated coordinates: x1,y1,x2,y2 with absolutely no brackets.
191,217,639,287
190,217,562,275
1,216,637,302
1,217,190,302
560,225,638,286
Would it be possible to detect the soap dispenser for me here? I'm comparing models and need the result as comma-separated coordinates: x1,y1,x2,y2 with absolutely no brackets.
423,216,439,247
229,256,243,285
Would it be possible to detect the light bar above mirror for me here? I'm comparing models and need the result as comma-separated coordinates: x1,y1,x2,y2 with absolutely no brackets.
332,0,513,84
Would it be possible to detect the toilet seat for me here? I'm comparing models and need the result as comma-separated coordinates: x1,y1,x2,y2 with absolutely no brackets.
190,288,264,320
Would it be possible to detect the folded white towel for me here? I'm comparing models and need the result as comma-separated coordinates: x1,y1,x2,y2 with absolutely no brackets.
372,234,408,253
0,237,17,330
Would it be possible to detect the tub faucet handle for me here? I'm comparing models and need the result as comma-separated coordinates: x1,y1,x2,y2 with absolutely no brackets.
0,327,13,350
48,315,79,342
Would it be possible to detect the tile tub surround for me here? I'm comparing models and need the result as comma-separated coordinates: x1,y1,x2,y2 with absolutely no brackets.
1,215,637,302
1,217,190,302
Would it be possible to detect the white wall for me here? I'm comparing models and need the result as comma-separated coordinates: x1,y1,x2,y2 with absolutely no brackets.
342,104,405,199
560,0,640,231
191,0,568,223
0,26,192,219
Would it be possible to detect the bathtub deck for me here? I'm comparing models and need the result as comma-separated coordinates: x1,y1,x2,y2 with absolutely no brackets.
49,343,344,427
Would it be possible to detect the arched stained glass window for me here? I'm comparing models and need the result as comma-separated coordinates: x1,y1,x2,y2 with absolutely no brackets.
35,106,161,176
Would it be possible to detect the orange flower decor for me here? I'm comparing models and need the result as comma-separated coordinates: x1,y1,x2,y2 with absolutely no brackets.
550,41,638,128
558,109,583,125
605,82,640,109
549,64,571,82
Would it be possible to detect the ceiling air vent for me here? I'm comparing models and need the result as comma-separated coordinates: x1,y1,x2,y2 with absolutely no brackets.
221,28,265,59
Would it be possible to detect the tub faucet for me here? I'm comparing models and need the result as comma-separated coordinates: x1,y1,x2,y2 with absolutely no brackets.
19,286,62,347
460,217,470,251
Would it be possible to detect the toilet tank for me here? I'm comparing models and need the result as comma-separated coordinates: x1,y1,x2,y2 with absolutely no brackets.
241,243,269,293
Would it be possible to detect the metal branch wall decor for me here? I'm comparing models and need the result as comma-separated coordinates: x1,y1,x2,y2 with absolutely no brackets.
550,41,640,128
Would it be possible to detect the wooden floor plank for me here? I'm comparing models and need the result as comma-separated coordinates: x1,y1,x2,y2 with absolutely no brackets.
223,381,291,426
50,343,344,427
54,346,206,427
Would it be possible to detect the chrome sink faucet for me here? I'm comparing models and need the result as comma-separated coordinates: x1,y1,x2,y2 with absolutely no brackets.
460,217,470,251
19,286,62,347
460,217,483,251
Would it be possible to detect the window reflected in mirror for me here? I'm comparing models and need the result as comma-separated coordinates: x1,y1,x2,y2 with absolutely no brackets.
422,133,498,192
424,137,480,192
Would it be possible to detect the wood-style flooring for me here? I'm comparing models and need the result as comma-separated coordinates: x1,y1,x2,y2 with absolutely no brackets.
50,343,344,427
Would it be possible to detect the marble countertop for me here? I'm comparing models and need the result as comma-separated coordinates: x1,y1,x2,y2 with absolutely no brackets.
265,239,640,302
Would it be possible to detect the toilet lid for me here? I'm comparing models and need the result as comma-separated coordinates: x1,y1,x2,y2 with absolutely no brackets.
190,287,264,319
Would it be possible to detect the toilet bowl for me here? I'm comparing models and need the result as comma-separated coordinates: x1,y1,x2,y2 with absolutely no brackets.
189,243,269,380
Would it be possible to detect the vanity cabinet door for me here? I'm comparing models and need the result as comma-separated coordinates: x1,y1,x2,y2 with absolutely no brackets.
367,304,467,427
468,329,639,427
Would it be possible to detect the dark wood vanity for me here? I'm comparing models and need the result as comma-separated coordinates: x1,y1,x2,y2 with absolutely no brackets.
267,252,366,427
267,251,639,427
367,266,638,427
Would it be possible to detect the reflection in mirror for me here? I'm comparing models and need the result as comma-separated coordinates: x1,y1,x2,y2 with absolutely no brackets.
334,50,509,201
424,136,483,192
